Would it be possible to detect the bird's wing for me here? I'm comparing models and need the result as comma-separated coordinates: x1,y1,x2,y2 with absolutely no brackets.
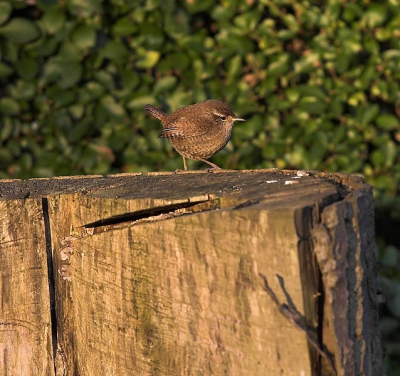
158,116,209,139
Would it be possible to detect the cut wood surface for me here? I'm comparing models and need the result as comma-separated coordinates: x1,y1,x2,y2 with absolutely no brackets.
0,169,384,376
0,199,53,375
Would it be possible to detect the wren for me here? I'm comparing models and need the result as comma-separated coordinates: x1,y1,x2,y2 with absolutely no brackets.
145,100,245,170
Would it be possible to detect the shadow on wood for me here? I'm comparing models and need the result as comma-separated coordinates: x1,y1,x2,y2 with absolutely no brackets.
0,169,385,375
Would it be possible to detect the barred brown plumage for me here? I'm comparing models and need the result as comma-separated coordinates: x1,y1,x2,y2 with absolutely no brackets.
145,100,245,171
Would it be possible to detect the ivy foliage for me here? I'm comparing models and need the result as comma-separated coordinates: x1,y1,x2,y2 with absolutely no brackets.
0,0,398,188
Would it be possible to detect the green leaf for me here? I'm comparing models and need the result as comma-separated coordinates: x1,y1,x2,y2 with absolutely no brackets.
94,71,115,91
42,7,66,34
184,0,214,14
112,16,137,37
362,3,387,28
285,144,306,167
43,57,82,89
68,104,85,120
226,55,242,81
158,52,190,73
119,69,140,90
15,57,39,80
348,92,366,107
211,5,235,22
375,27,391,41
220,34,256,55
376,114,399,131
358,104,380,125
234,9,262,32
0,147,13,164
0,62,13,79
164,8,189,39
66,0,102,17
102,40,128,61
0,97,20,115
139,23,165,50
284,13,300,31
66,120,90,142
59,63,82,89
297,96,327,115
0,2,12,26
33,37,59,57
127,94,155,110
47,86,76,107
309,139,328,164
276,29,296,40
338,28,362,52
285,88,300,103
154,76,177,94
267,55,289,77
71,25,96,50
135,50,160,69
59,40,81,61
343,3,363,22
297,85,326,100
381,141,397,168
13,81,36,100
294,53,319,74
0,18,41,44
383,49,400,61
371,149,384,168
85,81,105,100
330,96,344,118
101,95,126,118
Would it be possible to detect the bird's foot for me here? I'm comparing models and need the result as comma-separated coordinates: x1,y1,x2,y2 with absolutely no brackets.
205,167,222,173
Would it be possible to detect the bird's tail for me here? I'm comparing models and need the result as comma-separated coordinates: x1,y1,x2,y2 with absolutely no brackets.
145,104,166,120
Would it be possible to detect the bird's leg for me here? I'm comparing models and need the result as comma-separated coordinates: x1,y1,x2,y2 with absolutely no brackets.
182,157,188,171
198,158,222,170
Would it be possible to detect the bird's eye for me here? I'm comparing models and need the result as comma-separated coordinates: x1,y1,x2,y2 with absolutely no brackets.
220,115,227,120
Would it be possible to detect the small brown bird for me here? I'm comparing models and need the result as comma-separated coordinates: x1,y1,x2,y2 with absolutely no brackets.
145,100,245,170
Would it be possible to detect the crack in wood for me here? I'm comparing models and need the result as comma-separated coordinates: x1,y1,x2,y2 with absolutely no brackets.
41,197,58,374
232,199,260,210
83,199,220,234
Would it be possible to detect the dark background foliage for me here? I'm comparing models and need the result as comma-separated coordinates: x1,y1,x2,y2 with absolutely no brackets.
0,0,399,373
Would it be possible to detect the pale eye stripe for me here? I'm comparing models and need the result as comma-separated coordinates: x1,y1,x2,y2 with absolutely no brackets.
212,111,228,119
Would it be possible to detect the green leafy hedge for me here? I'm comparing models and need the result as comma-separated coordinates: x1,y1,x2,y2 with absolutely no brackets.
0,0,399,373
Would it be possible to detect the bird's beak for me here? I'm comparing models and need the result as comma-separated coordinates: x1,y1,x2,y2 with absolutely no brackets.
234,117,246,122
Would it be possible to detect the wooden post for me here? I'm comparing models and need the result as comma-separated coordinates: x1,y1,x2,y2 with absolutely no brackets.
0,170,384,375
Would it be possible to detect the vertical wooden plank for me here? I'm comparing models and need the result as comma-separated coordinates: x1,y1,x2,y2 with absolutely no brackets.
312,186,383,376
48,193,315,375
351,189,383,375
0,199,54,376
